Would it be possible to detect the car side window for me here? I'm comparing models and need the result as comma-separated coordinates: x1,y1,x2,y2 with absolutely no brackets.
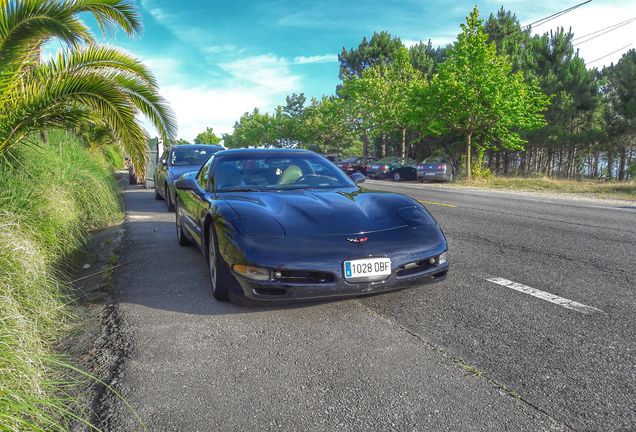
197,156,214,190
160,150,169,166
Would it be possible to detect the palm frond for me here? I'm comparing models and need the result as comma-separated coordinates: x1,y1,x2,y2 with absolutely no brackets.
0,0,93,66
66,0,142,37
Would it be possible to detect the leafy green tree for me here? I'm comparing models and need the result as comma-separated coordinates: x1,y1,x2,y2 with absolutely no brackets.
225,108,272,148
0,0,176,178
303,96,360,156
338,31,404,80
485,8,530,72
523,28,599,177
408,40,437,80
602,49,636,180
174,138,190,144
419,7,549,179
193,127,221,144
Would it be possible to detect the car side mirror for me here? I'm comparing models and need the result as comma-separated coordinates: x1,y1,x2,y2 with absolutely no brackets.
350,172,365,185
175,178,197,191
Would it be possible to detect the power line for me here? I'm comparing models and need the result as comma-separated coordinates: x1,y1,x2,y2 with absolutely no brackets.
587,43,632,65
573,17,636,41
574,17,636,46
500,1,593,38
523,0,592,30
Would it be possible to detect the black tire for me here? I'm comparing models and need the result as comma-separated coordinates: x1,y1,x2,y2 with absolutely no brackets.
175,203,190,246
166,184,175,211
208,227,229,301
392,171,401,182
155,182,163,200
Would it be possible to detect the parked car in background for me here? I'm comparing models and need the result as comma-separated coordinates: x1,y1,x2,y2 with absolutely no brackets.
417,156,455,182
174,148,448,303
155,144,224,210
335,156,377,175
367,157,418,181
322,154,339,162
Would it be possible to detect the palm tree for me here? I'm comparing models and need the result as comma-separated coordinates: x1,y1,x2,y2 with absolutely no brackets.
0,0,176,177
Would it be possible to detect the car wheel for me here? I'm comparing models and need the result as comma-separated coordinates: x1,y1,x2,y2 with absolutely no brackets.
392,171,401,182
175,204,190,246
166,184,175,211
208,227,229,301
155,182,163,200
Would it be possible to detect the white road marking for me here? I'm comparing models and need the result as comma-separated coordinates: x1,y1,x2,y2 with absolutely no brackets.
128,214,153,220
486,277,604,315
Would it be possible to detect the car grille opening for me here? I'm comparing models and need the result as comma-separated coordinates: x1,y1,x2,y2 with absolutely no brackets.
396,259,436,278
254,287,287,296
275,270,335,284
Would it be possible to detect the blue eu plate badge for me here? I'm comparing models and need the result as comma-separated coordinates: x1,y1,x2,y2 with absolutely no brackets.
345,261,352,278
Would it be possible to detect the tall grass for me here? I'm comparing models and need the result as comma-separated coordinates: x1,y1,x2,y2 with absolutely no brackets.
0,130,123,431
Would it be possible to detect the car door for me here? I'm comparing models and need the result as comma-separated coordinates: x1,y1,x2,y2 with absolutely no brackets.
180,156,214,247
155,149,170,195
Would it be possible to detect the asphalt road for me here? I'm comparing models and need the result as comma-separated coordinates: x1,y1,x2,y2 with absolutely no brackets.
107,179,636,431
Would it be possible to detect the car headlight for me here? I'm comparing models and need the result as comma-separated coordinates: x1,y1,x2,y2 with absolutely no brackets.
438,252,447,265
232,264,271,281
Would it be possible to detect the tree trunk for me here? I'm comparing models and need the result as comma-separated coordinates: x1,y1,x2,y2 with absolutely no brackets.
503,151,509,175
400,128,406,158
593,151,600,178
607,151,613,180
618,146,626,181
362,132,369,157
466,133,472,180
381,134,387,158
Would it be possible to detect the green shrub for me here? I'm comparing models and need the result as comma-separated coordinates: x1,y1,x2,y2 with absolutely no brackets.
0,130,122,430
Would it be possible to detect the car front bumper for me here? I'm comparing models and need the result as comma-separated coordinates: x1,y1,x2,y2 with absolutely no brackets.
231,260,449,302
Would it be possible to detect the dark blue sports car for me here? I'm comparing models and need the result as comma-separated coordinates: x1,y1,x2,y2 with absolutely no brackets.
174,148,448,303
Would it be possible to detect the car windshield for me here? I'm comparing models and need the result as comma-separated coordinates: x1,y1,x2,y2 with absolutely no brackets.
214,153,355,192
375,157,399,164
171,147,219,166
424,157,448,163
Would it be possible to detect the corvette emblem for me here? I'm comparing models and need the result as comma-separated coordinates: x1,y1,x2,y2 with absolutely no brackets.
347,236,368,244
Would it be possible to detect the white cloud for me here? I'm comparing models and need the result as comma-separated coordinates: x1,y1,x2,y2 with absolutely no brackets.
220,55,301,94
293,54,338,64
140,54,302,141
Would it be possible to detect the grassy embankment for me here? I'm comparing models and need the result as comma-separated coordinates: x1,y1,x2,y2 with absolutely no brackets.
0,130,123,430
454,176,636,201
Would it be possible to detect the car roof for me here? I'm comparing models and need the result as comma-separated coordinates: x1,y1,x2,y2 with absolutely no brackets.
171,144,224,150
215,148,318,157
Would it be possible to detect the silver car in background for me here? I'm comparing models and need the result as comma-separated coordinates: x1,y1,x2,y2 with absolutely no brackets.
417,156,455,182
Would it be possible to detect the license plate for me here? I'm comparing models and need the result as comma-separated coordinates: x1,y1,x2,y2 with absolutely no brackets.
425,172,436,176
343,258,391,281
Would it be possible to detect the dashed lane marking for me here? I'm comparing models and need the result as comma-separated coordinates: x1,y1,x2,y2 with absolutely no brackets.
486,277,604,315
418,199,457,208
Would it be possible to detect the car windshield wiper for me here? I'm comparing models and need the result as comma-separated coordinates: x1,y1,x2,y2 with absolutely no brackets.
218,187,261,192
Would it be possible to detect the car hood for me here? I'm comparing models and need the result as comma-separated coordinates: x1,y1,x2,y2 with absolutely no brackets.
222,188,433,237
169,165,201,179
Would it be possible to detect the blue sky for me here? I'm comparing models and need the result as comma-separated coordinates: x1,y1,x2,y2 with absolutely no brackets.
88,0,636,140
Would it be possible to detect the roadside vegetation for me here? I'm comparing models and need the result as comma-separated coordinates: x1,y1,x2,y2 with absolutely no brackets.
0,0,175,429
222,6,636,183
455,176,636,201
0,131,122,430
